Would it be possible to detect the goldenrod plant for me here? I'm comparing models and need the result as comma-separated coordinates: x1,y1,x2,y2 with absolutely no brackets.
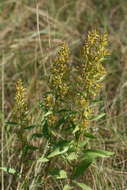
10,80,30,165
38,29,113,189
5,30,113,189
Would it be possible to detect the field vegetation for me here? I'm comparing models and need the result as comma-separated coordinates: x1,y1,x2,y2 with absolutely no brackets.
0,0,127,189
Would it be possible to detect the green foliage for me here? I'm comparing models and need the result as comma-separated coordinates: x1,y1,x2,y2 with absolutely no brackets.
0,167,21,177
50,169,68,179
0,167,17,175
82,149,114,160
73,159,93,179
47,140,70,158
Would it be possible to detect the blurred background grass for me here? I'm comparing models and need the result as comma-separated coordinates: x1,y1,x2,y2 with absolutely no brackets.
0,0,127,189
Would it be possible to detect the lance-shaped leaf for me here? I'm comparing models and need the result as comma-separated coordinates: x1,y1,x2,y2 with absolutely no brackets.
82,149,114,160
47,140,70,158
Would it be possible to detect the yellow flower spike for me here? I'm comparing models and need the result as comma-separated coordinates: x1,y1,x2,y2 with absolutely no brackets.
12,79,29,149
81,29,109,63
50,42,70,98
14,79,28,123
75,30,110,128
80,29,109,100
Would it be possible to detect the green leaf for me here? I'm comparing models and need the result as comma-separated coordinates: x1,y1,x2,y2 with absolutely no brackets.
57,170,67,179
31,133,43,139
92,99,103,105
0,167,17,175
47,141,70,158
90,113,106,121
24,125,37,130
50,169,67,179
37,157,49,163
73,150,114,179
73,181,92,190
83,149,114,160
78,141,87,148
5,121,20,126
84,132,96,139
51,130,62,138
42,120,51,139
63,184,73,190
73,159,93,179
48,146,69,158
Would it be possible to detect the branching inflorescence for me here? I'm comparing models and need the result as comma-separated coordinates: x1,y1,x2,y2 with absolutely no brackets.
45,29,109,129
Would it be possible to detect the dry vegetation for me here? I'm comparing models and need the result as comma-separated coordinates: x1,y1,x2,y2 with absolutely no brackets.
0,0,127,189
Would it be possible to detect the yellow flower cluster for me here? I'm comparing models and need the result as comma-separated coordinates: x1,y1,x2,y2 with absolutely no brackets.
74,30,109,128
81,29,109,63
12,80,29,149
50,43,70,98
48,113,58,125
14,79,28,122
45,94,54,108
45,30,109,128
80,29,109,100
